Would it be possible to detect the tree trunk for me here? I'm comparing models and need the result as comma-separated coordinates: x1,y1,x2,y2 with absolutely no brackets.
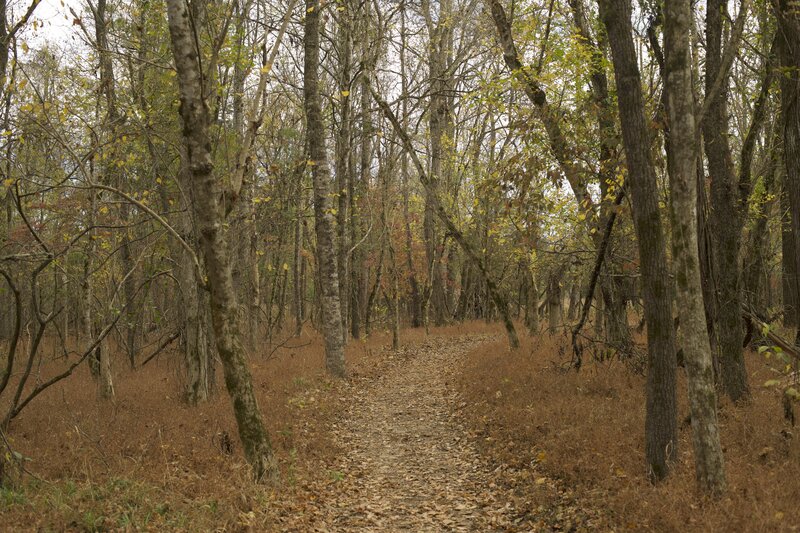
293,167,305,337
547,272,563,332
774,0,800,344
743,157,777,318
703,0,750,402
423,0,452,326
335,2,352,341
664,0,726,494
567,0,631,350
166,0,276,480
598,0,678,482
399,3,422,327
374,90,520,349
525,262,540,335
783,177,798,327
304,0,347,377
177,205,212,404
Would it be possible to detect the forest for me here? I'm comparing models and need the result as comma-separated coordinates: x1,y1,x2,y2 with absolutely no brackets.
0,0,799,529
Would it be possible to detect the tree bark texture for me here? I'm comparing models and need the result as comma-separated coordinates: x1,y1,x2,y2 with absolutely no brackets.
598,0,678,482
166,0,276,480
703,0,750,402
774,0,800,344
664,0,726,494
304,0,347,377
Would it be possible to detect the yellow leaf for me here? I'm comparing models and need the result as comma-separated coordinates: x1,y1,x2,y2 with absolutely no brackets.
306,5,314,12
260,64,271,75
341,90,350,97
283,263,289,271
2,178,13,188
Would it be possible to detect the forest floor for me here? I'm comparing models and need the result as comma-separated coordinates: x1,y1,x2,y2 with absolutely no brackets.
271,334,601,532
3,322,798,531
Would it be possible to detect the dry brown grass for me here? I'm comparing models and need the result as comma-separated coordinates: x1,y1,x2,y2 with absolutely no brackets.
0,326,412,531
458,329,800,532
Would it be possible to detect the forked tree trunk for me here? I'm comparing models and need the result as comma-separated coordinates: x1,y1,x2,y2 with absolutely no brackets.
304,0,347,377
423,0,452,326
664,0,726,494
703,0,750,402
598,0,678,482
166,0,276,480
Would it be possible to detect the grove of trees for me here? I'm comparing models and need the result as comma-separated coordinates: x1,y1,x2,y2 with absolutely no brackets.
1,0,799,498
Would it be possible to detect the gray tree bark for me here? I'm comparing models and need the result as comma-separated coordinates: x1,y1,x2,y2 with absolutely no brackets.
165,0,276,480
664,0,726,494
703,0,750,402
598,0,678,482
304,0,347,377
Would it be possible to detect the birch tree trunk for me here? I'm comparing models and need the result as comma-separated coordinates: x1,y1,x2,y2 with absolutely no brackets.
165,0,276,480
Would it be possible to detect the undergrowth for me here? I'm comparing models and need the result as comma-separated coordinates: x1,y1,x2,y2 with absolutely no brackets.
458,330,800,532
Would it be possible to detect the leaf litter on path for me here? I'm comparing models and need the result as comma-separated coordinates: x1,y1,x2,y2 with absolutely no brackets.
274,335,593,532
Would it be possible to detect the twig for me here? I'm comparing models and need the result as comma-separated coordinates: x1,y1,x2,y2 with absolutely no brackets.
571,186,627,370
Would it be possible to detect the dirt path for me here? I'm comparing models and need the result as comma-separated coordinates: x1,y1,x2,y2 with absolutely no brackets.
309,335,528,532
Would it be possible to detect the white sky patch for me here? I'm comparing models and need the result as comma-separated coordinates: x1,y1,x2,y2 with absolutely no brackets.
23,0,78,46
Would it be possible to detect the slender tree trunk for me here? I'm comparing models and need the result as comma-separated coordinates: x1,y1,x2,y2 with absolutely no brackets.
166,0,276,480
703,0,750,402
547,272,563,332
783,176,798,326
90,0,119,397
599,0,678,481
423,0,452,326
335,2,352,342
524,255,539,335
293,177,305,337
664,0,726,494
304,0,347,377
374,91,520,349
568,0,631,350
399,3,422,327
